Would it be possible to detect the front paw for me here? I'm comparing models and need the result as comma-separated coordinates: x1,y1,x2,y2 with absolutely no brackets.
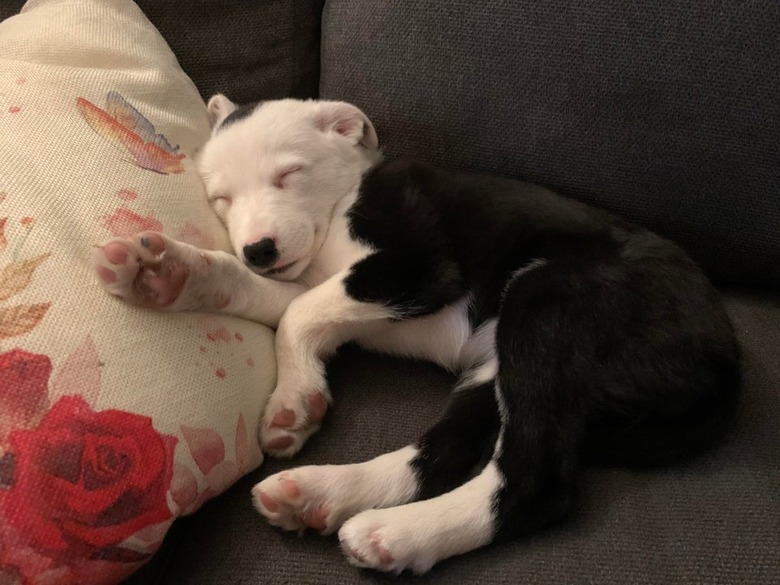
259,388,329,458
93,232,190,307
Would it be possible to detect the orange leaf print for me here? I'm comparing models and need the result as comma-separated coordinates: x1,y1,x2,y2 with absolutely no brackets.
0,218,6,253
0,253,50,302
0,302,50,339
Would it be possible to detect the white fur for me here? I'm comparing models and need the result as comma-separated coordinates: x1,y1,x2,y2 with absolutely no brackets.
456,358,499,391
338,461,503,574
252,446,419,534
455,318,498,390
354,298,473,371
260,269,397,457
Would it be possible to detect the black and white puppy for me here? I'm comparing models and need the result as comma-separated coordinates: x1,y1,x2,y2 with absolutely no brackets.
94,98,740,574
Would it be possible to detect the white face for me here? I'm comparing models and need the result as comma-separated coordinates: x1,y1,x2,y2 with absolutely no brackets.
198,98,380,281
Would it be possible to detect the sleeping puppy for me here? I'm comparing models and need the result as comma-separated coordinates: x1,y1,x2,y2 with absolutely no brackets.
93,97,740,574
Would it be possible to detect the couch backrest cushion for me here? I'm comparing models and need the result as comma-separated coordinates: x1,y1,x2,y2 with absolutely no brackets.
0,1,326,104
134,0,325,103
320,0,780,288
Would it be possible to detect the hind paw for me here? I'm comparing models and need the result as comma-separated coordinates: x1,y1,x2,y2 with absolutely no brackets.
252,465,360,534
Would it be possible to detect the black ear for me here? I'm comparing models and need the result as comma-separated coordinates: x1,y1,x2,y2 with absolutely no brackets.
206,94,237,128
315,101,379,149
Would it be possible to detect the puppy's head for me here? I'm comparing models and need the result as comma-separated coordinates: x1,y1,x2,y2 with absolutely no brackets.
198,97,380,281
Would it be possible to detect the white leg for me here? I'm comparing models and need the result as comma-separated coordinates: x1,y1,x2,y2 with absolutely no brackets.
260,270,394,457
338,461,503,574
252,446,420,534
94,231,305,327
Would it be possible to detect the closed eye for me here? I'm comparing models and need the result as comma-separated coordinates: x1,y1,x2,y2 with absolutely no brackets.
211,195,232,207
273,166,302,190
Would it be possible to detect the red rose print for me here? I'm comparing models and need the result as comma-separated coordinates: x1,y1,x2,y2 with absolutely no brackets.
0,349,51,443
3,395,177,554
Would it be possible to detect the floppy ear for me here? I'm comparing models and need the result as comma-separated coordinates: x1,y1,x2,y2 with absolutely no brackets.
315,101,379,150
206,94,237,128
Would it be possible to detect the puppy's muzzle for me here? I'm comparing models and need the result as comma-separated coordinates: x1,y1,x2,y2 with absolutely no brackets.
243,238,279,268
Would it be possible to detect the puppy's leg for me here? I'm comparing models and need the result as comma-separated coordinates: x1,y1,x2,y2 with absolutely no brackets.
94,231,305,327
260,270,397,457
253,381,499,532
337,378,579,573
252,446,420,534
262,249,467,457
337,268,590,574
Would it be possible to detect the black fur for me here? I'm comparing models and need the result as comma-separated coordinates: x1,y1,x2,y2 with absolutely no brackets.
414,383,500,501
344,158,740,538
219,101,262,130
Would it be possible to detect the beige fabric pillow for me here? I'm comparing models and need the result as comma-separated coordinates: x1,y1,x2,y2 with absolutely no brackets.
0,1,274,583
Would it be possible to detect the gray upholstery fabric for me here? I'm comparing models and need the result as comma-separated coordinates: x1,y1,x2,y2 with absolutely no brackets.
125,291,780,585
0,1,23,22
0,1,325,103
134,0,325,103
320,0,780,289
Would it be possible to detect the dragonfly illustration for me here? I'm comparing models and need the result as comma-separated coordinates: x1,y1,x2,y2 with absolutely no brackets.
77,91,186,175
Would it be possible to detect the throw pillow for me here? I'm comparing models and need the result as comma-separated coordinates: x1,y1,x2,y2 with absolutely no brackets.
0,1,274,583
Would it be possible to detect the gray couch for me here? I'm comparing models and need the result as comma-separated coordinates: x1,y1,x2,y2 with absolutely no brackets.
3,1,778,583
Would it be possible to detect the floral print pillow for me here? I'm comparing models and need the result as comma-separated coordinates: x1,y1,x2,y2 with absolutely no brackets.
0,1,275,584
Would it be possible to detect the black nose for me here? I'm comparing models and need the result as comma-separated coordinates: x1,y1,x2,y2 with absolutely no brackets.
243,238,279,268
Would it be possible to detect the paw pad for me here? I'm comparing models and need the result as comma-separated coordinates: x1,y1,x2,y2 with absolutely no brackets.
258,492,279,513
271,408,296,428
93,232,190,308
301,504,329,531
102,242,129,265
370,532,394,566
307,393,328,423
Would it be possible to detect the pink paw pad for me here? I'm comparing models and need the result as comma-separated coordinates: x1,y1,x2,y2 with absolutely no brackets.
258,492,278,513
307,393,328,423
271,408,296,428
102,242,129,265
97,266,117,284
138,232,166,255
214,293,231,309
302,504,329,532
370,533,394,566
279,477,301,499
141,263,189,306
